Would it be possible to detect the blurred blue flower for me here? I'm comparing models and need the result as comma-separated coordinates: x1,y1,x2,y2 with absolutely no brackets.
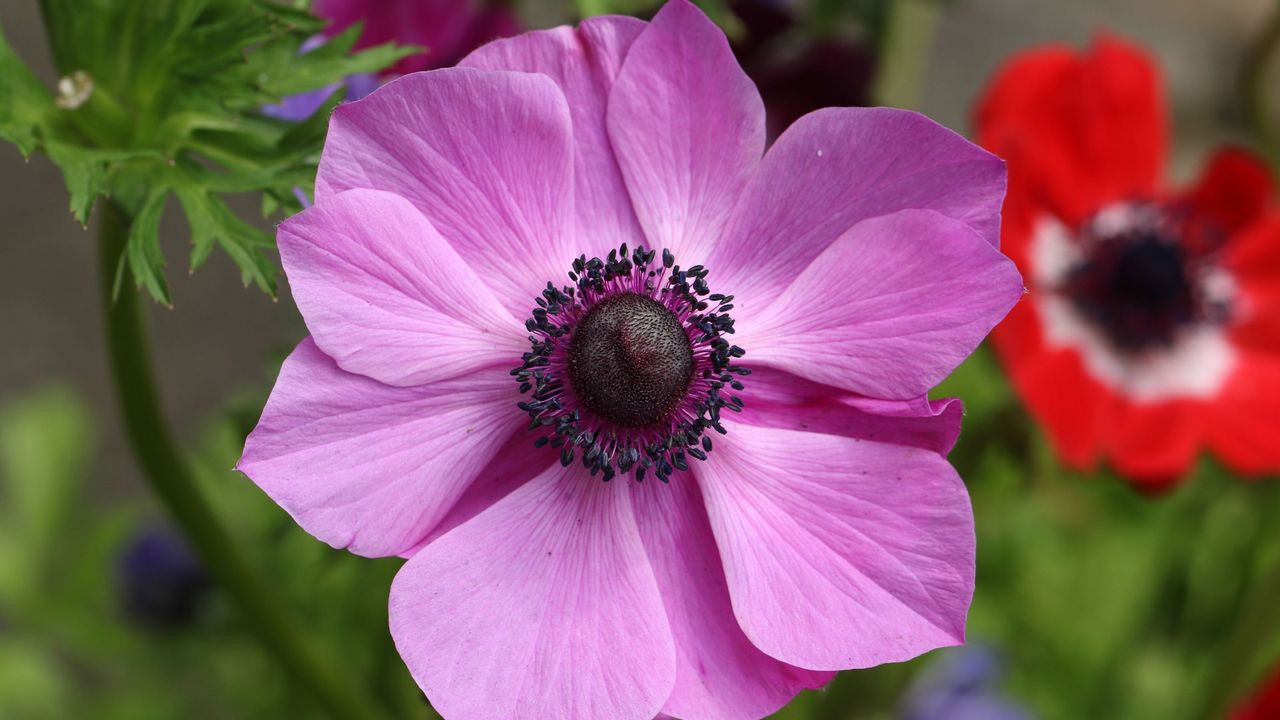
117,527,211,628
261,36,380,121
259,72,379,122
900,644,1034,720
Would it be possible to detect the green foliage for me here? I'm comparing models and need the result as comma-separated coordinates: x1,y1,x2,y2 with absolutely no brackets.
941,350,1280,720
0,386,93,608
2,366,1278,719
0,383,430,719
0,0,413,306
769,348,1280,720
0,22,57,156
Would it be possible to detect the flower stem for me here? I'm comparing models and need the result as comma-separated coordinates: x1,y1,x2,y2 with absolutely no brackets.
97,201,385,720
1241,0,1280,165
871,0,941,110
1086,479,1203,717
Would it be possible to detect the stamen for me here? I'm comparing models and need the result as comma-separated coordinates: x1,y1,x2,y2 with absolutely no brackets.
512,244,745,482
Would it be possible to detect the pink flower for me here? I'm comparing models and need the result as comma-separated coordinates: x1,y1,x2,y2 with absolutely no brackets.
238,2,1022,718
313,0,520,76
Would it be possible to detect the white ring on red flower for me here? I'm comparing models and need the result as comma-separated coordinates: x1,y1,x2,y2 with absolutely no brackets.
1031,212,1236,402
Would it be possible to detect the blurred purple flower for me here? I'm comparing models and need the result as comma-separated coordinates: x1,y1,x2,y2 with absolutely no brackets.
117,527,210,628
314,0,520,75
901,644,1034,720
260,72,380,122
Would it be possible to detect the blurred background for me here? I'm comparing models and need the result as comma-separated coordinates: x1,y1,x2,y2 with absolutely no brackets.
2,1,1279,718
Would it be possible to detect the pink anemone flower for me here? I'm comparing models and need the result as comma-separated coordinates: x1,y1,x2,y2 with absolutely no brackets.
238,2,1023,718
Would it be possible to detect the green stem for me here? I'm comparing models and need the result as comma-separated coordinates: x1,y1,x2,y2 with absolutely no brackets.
1197,514,1280,719
871,0,942,109
1241,0,1280,165
1086,480,1203,718
97,201,385,720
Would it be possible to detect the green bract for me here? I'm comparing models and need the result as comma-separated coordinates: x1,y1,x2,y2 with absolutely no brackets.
0,0,413,305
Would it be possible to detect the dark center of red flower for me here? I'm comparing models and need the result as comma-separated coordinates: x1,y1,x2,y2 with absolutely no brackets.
567,293,695,428
513,244,746,482
1063,205,1220,352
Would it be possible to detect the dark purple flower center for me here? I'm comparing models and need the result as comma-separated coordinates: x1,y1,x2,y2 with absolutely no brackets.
513,244,747,482
1063,203,1227,352
567,293,695,428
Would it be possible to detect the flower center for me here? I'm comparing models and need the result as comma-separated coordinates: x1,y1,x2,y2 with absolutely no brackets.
1063,203,1227,352
567,293,695,428
513,244,747,482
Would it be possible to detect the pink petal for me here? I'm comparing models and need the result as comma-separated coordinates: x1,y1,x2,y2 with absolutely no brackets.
401,429,554,557
390,464,676,720
462,16,647,253
237,339,521,558
742,367,964,456
712,107,1006,312
736,209,1023,399
631,475,834,720
606,0,765,263
695,422,975,671
278,189,524,387
316,68,575,314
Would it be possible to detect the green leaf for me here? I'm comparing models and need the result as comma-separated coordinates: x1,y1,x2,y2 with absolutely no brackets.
0,640,71,720
44,142,111,225
125,189,173,306
2,0,407,306
0,26,57,157
0,386,93,607
253,0,328,33
175,181,278,296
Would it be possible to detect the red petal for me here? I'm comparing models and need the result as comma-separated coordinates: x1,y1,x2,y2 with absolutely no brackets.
992,298,1113,471
1107,399,1199,489
1225,215,1280,354
1204,351,1280,476
975,34,1167,225
1178,148,1274,239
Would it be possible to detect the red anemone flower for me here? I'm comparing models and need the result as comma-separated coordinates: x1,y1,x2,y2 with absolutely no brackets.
976,35,1280,489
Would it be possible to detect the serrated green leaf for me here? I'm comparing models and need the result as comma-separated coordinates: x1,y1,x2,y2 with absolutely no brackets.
176,184,220,269
254,0,328,34
188,86,341,174
3,0,404,306
274,86,343,154
175,180,278,296
261,191,281,219
125,189,172,306
43,146,169,225
44,142,110,225
250,24,416,98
